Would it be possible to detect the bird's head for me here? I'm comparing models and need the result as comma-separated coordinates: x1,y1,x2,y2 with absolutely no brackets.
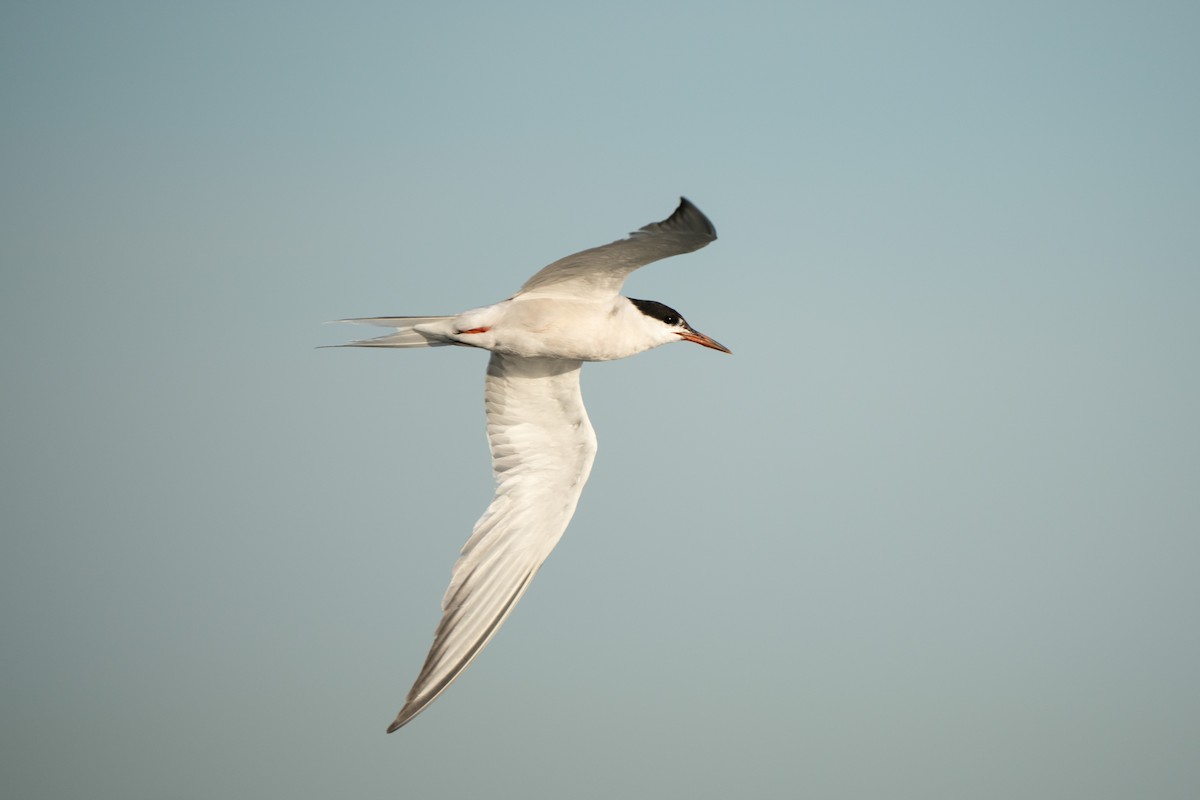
628,298,731,354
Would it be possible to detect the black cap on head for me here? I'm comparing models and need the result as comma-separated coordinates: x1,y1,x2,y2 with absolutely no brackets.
629,298,684,327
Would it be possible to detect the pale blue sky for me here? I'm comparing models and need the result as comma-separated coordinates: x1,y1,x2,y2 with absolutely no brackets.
2,2,1198,798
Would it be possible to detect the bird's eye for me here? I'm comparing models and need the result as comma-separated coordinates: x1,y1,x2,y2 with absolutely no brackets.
665,315,679,325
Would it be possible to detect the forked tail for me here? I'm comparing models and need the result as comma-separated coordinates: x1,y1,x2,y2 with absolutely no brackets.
328,316,455,348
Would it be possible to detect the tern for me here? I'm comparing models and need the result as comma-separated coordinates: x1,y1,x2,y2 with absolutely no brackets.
336,197,729,732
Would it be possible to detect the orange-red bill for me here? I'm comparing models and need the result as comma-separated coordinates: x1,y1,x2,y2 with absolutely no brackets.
679,330,732,354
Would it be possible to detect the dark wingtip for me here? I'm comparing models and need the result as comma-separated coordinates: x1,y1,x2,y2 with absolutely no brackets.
387,702,423,733
669,197,717,240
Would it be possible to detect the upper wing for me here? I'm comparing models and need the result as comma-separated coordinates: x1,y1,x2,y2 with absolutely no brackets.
517,197,717,300
387,353,598,732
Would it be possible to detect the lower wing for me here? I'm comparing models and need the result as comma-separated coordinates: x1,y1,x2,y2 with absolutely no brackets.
388,353,598,731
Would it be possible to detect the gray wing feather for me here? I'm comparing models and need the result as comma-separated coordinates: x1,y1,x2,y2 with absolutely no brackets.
387,354,597,732
517,197,717,299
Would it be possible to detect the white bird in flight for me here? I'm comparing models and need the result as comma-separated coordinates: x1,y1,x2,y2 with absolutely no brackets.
336,197,729,732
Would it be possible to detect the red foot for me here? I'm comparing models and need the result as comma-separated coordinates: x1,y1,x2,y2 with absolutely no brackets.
459,326,490,334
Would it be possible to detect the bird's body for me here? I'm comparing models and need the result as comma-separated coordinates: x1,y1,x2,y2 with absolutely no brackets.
336,198,728,732
350,296,691,361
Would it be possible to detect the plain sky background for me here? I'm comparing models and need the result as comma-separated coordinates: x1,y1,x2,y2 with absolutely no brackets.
3,2,1198,798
